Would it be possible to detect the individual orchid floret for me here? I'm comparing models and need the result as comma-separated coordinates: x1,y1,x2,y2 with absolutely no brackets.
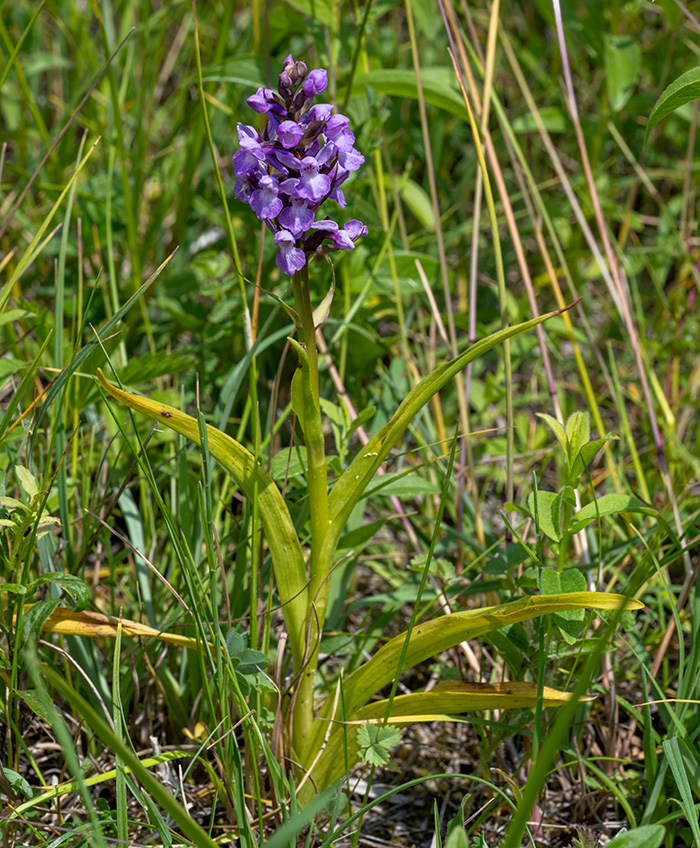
279,197,315,236
296,157,331,203
275,229,307,276
247,88,285,117
250,175,283,220
303,69,328,97
278,120,305,149
232,57,367,275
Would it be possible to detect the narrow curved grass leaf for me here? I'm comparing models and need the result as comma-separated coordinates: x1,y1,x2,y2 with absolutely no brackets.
9,751,191,817
644,67,700,149
358,681,590,717
97,369,308,663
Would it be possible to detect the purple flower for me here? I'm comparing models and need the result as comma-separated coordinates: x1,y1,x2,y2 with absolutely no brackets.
303,69,328,97
247,88,284,117
232,124,266,176
278,120,304,149
297,156,331,203
250,175,283,220
275,230,307,275
309,103,333,122
232,57,367,276
279,197,315,236
311,218,367,250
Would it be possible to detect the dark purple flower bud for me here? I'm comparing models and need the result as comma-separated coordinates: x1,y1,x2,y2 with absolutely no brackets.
291,60,307,83
303,69,328,97
278,120,304,149
275,229,307,276
279,197,315,236
247,88,278,114
250,175,283,220
297,156,331,203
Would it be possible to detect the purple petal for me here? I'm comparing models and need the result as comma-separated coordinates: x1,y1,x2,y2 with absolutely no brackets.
332,128,357,153
233,147,265,177
279,198,315,236
344,219,368,241
278,177,300,196
303,69,328,97
247,88,278,114
297,156,331,203
311,219,338,233
237,123,258,141
324,114,349,140
275,150,300,171
338,146,365,172
274,229,307,276
309,103,333,122
250,175,283,220
278,120,304,149
316,142,337,167
331,229,355,250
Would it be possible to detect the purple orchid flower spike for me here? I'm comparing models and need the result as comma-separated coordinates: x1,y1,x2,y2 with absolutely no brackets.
232,57,367,275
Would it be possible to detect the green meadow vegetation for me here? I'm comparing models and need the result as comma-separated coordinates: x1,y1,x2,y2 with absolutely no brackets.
1,1,700,846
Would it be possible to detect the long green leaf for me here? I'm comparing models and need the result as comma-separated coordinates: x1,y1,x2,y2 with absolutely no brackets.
97,370,308,665
10,751,190,817
313,682,584,786
324,305,576,566
354,68,468,121
662,737,700,847
325,591,641,721
645,67,700,149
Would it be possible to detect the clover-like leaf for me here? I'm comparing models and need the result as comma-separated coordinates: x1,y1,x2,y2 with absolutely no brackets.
356,722,401,767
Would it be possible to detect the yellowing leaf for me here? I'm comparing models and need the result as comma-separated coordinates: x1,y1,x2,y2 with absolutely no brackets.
35,606,202,650
97,369,308,665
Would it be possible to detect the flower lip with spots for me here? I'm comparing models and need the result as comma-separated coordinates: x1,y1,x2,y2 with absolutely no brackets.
233,56,367,276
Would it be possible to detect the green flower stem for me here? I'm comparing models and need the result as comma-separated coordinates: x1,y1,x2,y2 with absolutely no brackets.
291,266,330,761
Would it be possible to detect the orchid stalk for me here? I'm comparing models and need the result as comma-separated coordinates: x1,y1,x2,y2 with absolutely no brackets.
233,55,368,761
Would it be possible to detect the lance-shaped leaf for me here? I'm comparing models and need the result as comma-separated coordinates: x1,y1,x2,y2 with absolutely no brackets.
97,370,308,664
318,591,641,724
34,606,204,651
322,305,577,570
312,681,592,787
